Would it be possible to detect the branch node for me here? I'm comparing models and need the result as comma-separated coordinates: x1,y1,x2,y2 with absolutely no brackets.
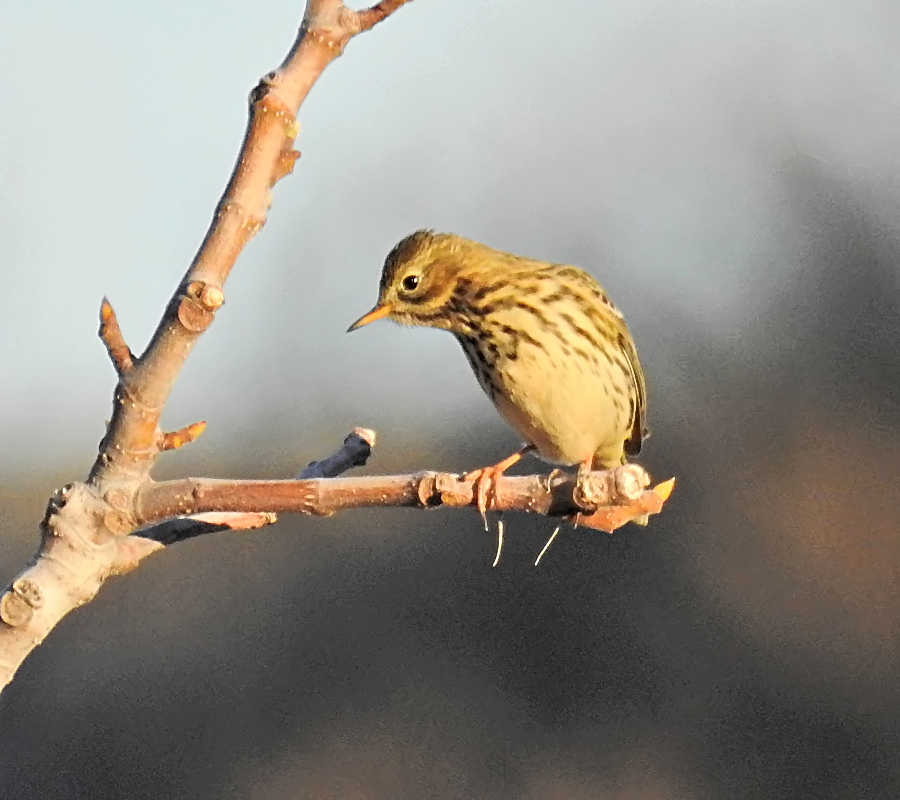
614,463,651,501
417,472,441,507
103,488,130,511
98,297,135,376
255,94,297,129
431,472,469,507
574,464,649,511
215,199,266,239
1,579,43,628
103,509,133,536
202,284,225,311
574,477,675,532
11,578,42,611
274,149,301,183
307,27,344,52
338,8,363,36
0,592,32,628
176,287,218,333
160,421,207,452
185,281,225,311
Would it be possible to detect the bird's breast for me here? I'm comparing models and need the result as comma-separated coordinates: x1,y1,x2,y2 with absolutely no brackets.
455,311,634,466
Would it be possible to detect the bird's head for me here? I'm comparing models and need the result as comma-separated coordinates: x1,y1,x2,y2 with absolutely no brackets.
348,230,476,333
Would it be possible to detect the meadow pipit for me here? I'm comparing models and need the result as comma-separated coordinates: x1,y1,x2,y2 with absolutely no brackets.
349,230,648,519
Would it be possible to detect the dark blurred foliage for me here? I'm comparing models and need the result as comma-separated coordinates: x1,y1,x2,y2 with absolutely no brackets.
1,163,899,799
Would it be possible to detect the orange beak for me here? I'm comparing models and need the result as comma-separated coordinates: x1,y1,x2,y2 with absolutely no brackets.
347,303,392,332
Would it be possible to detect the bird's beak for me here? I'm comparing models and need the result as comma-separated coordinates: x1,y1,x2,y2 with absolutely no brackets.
347,303,392,332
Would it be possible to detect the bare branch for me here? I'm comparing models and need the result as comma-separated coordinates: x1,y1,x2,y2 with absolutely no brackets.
133,427,377,546
89,0,413,487
135,466,674,533
0,0,416,693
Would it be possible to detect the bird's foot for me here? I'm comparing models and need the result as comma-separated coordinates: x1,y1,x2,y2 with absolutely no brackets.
464,463,508,530
463,448,530,528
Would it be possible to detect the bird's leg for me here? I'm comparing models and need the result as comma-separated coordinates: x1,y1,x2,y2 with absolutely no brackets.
464,444,535,525
570,455,596,530
576,455,594,481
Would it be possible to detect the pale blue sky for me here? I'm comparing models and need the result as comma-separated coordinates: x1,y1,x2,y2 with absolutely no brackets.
2,0,900,473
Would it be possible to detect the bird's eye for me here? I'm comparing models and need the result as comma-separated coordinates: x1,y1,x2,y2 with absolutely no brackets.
401,274,420,292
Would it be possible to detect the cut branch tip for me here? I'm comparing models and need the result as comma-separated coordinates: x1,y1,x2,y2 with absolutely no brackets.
296,427,377,479
350,427,376,447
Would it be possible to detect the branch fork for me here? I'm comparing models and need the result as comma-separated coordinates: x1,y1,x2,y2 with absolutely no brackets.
0,0,419,691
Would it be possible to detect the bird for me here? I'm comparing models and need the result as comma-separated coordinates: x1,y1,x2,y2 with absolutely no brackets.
348,230,648,522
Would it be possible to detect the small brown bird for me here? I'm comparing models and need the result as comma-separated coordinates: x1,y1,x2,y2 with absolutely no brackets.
348,231,648,517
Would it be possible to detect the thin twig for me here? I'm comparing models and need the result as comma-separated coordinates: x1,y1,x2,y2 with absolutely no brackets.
133,512,277,546
358,0,416,30
98,298,134,376
296,427,376,478
160,421,207,452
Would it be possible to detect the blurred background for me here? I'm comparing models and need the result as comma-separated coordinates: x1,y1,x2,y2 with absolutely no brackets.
1,0,899,797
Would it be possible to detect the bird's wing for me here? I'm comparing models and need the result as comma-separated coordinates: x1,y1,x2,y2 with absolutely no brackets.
558,265,649,457
616,323,648,456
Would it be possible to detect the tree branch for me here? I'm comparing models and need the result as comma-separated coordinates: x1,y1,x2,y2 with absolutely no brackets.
131,426,378,548
0,0,415,693
134,465,673,534
89,0,412,488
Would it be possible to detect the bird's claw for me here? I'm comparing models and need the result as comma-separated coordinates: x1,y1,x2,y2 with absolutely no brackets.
463,465,505,526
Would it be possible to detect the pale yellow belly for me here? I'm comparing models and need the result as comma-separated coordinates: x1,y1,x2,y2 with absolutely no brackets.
486,342,632,468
